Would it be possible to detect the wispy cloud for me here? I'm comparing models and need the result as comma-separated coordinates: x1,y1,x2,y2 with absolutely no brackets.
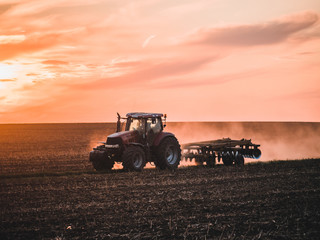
2,0,105,17
26,73,40,76
142,35,156,48
0,78,16,82
0,33,63,61
41,60,69,65
73,56,217,90
187,11,319,46
0,35,26,44
0,3,16,16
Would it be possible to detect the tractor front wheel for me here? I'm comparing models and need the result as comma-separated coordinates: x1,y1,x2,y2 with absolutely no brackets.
155,137,181,170
122,146,146,171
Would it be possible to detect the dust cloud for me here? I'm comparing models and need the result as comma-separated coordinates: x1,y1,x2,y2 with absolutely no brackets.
166,122,320,162
89,122,320,168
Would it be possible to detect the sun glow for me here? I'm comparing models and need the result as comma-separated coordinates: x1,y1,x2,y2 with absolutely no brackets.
0,63,19,80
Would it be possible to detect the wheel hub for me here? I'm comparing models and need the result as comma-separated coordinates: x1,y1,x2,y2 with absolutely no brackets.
166,146,177,164
133,153,143,168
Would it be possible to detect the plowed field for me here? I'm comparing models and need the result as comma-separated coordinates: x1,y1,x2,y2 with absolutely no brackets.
1,159,319,239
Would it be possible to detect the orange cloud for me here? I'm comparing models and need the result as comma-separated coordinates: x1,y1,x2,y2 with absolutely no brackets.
187,11,319,46
0,34,26,44
0,33,62,61
0,3,14,15
0,78,16,82
41,60,69,65
73,56,217,90
26,73,39,76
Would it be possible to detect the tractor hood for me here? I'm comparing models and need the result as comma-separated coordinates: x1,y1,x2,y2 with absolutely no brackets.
106,131,139,145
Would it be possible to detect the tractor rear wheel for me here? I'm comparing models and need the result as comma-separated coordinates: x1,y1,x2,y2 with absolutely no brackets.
122,146,146,171
155,137,181,170
90,151,114,171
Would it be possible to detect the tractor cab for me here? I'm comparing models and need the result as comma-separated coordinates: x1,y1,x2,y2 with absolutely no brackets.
124,112,165,145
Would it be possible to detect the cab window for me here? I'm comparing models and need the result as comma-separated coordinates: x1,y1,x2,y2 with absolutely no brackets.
146,118,161,134
127,118,144,133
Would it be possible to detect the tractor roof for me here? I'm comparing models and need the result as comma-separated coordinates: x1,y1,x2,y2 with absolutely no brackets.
126,112,163,118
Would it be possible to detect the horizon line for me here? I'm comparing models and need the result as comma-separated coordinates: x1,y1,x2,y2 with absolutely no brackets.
1,120,320,125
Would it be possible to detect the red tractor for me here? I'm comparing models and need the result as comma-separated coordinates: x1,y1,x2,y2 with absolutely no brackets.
90,112,181,171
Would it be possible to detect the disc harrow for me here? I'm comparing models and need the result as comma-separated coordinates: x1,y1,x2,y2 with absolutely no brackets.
182,138,261,166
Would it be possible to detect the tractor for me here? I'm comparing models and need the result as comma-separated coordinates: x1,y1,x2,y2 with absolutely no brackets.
89,112,181,171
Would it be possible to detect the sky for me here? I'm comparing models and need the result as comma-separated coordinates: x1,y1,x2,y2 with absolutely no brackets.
0,0,319,123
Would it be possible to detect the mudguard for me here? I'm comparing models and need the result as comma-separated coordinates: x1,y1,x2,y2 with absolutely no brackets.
153,132,175,146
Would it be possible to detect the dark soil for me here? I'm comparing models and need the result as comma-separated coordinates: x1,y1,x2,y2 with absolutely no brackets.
0,159,319,239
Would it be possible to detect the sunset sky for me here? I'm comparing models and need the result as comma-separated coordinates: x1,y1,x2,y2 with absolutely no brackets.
0,0,319,123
